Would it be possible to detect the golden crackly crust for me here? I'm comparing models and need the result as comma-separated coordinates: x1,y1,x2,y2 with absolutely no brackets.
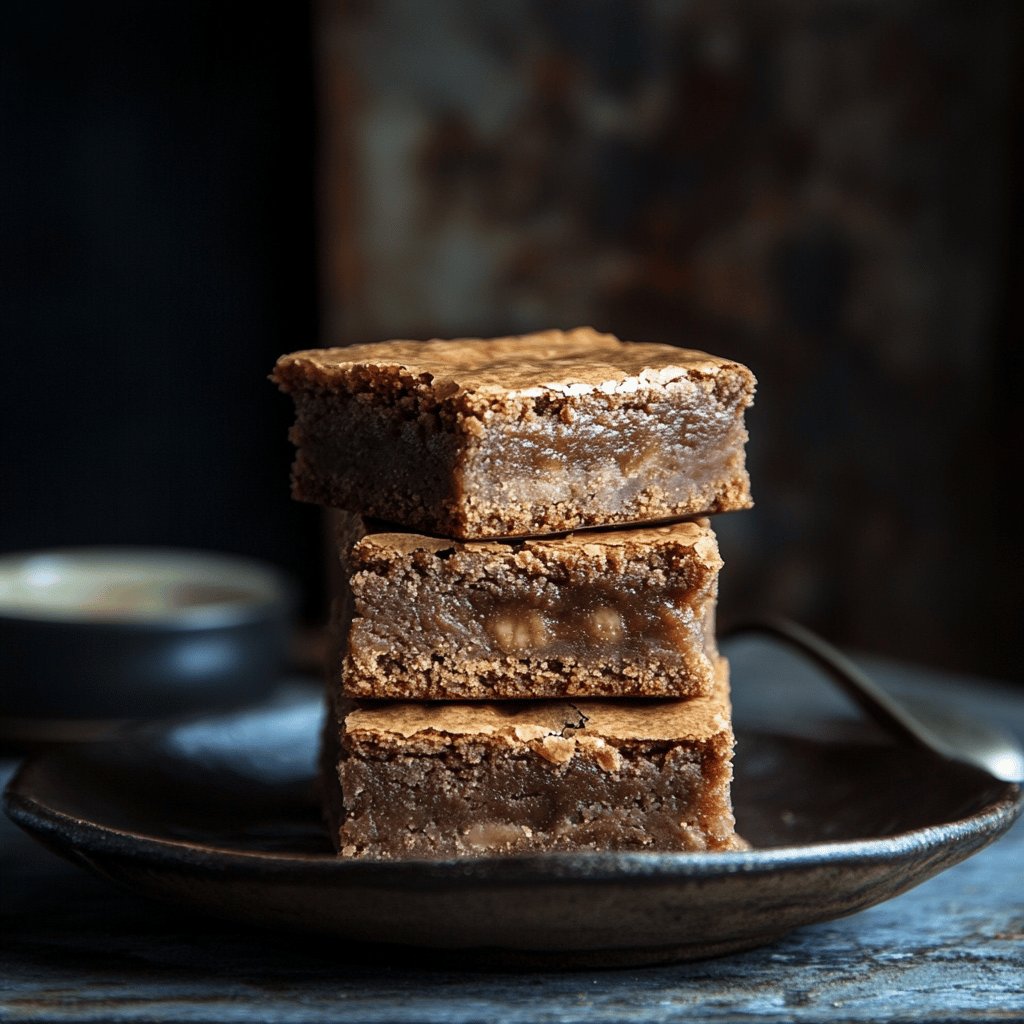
272,327,755,416
341,657,732,750
352,518,722,570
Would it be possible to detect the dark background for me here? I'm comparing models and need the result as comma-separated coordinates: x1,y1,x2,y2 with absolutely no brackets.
3,1,1022,679
2,2,322,611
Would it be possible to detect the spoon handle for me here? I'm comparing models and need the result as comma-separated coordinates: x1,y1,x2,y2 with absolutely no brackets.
723,617,954,756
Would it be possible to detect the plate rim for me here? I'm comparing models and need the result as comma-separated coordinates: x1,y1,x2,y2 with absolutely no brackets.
5,735,1021,886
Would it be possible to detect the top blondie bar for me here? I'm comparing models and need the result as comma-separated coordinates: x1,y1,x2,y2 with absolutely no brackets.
273,327,755,540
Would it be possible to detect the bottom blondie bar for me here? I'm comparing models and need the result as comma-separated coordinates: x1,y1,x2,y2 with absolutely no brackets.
322,658,738,858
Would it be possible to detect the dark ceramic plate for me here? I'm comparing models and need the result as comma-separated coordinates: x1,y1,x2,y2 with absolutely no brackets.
5,677,1021,968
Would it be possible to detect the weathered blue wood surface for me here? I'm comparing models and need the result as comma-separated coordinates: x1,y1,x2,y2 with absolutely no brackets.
2,644,1022,1023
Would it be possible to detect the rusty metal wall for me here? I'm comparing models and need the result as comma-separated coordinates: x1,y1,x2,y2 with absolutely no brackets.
314,0,1022,677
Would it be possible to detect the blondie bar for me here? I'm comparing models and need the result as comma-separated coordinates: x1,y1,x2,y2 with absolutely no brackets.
334,515,722,700
273,328,755,539
322,658,738,858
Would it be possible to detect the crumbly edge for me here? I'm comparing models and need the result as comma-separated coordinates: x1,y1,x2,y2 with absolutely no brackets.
459,476,752,539
342,656,712,700
298,451,750,538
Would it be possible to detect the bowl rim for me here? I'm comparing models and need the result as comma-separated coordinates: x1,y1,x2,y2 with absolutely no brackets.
0,546,293,630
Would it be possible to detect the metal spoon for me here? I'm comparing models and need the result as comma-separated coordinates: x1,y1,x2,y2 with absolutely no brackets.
725,617,1024,784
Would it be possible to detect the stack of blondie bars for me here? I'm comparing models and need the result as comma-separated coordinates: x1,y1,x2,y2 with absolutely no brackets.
273,327,756,858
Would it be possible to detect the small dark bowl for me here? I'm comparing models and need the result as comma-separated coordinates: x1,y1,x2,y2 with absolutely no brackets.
0,548,293,723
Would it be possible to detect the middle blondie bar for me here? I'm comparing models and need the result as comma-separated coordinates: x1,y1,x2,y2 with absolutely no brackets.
334,515,722,700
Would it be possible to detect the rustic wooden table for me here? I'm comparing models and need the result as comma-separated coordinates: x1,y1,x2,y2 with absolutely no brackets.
2,641,1022,1023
